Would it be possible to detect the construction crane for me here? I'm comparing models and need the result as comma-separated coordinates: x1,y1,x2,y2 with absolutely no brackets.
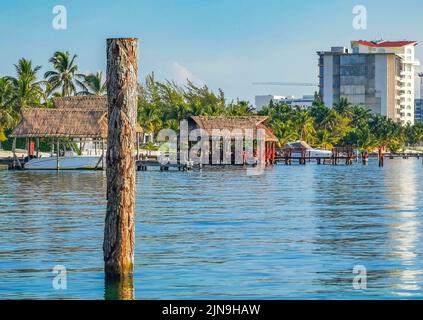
252,82,319,87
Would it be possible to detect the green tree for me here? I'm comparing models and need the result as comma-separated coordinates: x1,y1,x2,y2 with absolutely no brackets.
8,58,43,109
350,105,372,129
80,72,107,96
316,129,332,149
334,97,353,118
0,77,17,142
294,109,315,143
270,119,298,147
44,51,86,96
227,100,255,116
369,115,404,151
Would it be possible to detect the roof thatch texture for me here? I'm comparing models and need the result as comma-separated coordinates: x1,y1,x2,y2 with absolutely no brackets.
11,96,143,138
52,96,107,110
190,116,278,142
11,108,108,138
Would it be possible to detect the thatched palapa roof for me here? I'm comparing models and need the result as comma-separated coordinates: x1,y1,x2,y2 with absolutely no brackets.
11,96,143,138
190,116,278,142
52,96,108,110
11,108,108,138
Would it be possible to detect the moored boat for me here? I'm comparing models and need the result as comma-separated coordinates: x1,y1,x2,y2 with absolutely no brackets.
283,141,332,158
24,154,103,170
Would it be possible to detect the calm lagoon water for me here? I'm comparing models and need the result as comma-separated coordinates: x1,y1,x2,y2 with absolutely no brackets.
0,159,423,299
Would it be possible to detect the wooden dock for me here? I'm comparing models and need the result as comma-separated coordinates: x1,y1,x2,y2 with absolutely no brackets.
2,151,422,171
136,159,192,171
275,152,423,166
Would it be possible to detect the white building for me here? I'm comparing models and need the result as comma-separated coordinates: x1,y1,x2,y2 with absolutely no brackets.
351,40,419,125
255,95,314,110
318,41,419,125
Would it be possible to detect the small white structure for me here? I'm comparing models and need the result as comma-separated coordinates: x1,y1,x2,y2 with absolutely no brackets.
255,95,314,110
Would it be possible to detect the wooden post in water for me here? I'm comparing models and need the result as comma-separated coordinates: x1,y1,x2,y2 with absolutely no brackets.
36,137,40,158
56,139,60,170
12,138,16,168
103,38,138,293
136,133,139,160
378,146,384,167
101,138,105,170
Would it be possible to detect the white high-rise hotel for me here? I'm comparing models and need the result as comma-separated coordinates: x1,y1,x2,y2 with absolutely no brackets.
319,40,419,124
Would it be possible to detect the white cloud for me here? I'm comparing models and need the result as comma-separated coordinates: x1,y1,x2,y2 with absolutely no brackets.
172,62,203,86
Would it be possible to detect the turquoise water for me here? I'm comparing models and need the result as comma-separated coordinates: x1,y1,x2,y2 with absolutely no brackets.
0,159,423,299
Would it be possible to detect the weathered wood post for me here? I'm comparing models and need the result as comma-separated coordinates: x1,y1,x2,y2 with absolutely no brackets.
36,137,40,158
12,138,16,168
56,139,60,170
101,138,105,170
103,38,138,294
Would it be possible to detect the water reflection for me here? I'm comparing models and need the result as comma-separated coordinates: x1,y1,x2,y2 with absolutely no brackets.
0,160,422,299
384,160,421,295
104,275,134,300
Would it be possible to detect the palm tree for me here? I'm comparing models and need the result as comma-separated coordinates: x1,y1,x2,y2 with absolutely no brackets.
227,100,255,116
8,58,43,109
369,115,405,151
0,77,16,123
334,97,353,118
350,105,372,128
356,126,377,150
271,119,298,147
137,103,163,142
310,103,330,128
79,72,107,96
316,129,332,149
294,109,315,143
44,51,86,96
0,77,17,145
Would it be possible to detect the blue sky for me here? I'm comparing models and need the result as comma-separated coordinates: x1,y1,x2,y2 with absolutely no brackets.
1,0,423,103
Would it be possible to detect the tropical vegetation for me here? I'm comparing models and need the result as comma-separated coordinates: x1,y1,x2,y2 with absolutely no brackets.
1,53,423,152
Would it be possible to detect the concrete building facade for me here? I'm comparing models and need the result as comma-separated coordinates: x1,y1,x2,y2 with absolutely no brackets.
415,99,423,123
318,41,418,124
351,40,419,124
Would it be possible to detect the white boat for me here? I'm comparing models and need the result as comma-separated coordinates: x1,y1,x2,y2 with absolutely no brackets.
24,152,103,170
284,141,332,158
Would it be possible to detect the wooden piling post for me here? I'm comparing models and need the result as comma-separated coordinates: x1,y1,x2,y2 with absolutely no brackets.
101,138,105,170
56,139,60,170
103,38,138,284
378,147,384,167
36,137,40,158
12,138,16,168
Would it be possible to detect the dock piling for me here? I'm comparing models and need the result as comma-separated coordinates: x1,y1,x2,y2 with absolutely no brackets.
103,37,138,295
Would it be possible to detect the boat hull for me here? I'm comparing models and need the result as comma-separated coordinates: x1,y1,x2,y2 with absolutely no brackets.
292,150,332,158
24,156,103,170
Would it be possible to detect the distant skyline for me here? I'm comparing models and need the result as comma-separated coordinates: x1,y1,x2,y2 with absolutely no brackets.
1,0,423,103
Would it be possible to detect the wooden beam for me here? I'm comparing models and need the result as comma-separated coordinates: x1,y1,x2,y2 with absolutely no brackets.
103,38,138,284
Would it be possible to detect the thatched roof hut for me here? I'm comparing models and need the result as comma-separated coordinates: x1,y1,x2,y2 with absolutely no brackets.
11,108,108,138
11,96,142,139
189,116,278,142
188,116,278,165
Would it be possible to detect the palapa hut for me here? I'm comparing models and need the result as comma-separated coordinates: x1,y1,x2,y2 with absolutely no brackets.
188,116,278,165
10,96,143,167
